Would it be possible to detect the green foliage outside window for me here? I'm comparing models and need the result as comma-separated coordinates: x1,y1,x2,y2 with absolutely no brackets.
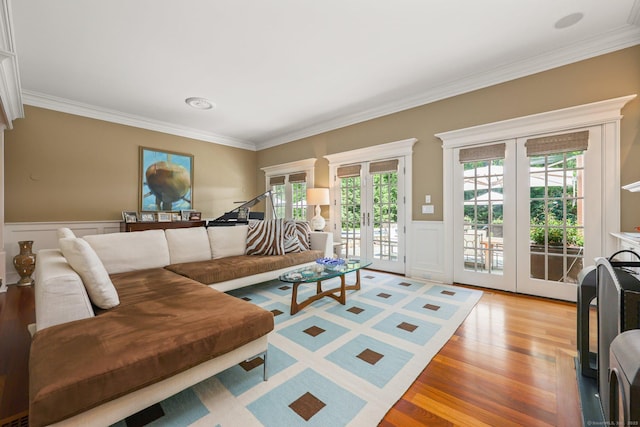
291,182,307,221
372,173,397,225
341,177,361,230
340,173,398,231
530,213,584,247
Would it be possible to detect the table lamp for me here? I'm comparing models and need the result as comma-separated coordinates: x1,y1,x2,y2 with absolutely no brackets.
306,188,330,231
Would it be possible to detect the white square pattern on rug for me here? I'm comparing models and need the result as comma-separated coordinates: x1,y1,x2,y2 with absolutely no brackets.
113,271,482,427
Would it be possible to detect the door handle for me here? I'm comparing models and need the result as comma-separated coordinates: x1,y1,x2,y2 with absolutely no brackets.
367,212,370,226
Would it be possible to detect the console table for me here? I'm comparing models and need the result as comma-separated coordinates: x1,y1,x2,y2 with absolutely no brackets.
120,221,206,232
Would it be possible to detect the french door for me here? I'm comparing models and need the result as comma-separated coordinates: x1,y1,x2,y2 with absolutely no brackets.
515,127,602,300
453,126,602,301
336,158,406,274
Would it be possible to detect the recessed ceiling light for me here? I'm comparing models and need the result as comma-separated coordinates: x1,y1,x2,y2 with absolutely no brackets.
185,97,215,110
554,12,584,29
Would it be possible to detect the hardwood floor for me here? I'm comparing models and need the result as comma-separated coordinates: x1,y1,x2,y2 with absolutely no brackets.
0,284,580,426
382,286,581,427
0,285,34,426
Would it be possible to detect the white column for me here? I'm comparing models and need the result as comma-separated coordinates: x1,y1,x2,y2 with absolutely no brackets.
0,129,6,292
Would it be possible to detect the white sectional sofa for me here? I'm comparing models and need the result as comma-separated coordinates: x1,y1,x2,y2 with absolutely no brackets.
30,222,332,426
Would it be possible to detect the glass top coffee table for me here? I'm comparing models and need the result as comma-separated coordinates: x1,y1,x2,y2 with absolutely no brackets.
279,259,372,315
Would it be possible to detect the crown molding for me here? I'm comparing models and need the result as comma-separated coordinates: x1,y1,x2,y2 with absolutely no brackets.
15,16,640,151
255,25,640,150
0,0,23,129
21,90,258,151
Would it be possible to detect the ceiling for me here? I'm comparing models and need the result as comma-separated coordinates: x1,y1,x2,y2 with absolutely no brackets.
9,0,640,151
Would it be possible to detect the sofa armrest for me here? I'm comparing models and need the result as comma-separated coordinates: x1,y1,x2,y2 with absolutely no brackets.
35,249,94,331
310,232,333,258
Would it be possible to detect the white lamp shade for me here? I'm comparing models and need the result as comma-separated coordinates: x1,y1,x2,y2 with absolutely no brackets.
306,188,330,205
307,188,329,231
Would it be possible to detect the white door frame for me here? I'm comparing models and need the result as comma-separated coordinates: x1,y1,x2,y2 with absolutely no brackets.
325,138,416,274
437,95,635,290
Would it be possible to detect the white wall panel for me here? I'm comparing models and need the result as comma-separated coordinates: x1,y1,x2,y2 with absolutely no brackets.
407,221,448,283
3,221,120,287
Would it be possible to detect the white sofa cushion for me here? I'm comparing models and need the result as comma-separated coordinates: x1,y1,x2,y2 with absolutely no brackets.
208,225,248,259
59,237,120,309
83,230,170,274
57,227,76,240
165,227,212,264
35,249,95,331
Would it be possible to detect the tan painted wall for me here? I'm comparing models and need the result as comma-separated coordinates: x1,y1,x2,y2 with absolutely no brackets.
4,46,639,228
257,45,640,230
5,106,258,222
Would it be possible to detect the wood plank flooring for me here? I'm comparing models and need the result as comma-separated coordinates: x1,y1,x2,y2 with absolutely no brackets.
383,286,581,427
0,284,580,426
0,285,34,427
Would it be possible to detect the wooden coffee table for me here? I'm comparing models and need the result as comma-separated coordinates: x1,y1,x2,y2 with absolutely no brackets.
279,259,372,314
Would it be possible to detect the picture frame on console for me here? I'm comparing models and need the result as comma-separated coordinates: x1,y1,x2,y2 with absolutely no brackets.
157,212,172,222
139,212,156,222
140,147,194,213
122,211,138,223
188,211,202,221
181,209,195,221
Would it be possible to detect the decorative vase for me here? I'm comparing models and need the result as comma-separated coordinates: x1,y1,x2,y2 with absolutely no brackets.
13,240,36,286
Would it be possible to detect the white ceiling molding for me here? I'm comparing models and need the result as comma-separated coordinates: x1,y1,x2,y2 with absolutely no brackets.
21,90,258,151
0,0,23,129
8,1,640,150
256,25,640,150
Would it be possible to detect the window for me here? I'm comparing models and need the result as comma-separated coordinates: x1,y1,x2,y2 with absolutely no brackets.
262,159,316,220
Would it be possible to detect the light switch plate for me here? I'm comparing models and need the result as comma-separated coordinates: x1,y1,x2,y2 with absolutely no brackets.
425,195,431,203
422,204,434,214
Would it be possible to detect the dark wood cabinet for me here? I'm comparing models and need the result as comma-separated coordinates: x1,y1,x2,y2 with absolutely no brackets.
120,221,206,232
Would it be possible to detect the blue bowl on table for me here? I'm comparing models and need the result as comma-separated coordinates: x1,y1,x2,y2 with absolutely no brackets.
316,258,346,271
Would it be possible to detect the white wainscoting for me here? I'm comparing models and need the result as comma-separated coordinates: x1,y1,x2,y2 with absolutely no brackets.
2,219,447,290
407,221,448,283
3,221,121,288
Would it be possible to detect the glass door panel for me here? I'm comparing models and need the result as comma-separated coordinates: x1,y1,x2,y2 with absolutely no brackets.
340,175,361,259
517,126,601,301
291,181,308,221
337,159,405,274
462,159,504,275
453,141,516,292
528,151,584,283
371,171,398,262
271,183,286,219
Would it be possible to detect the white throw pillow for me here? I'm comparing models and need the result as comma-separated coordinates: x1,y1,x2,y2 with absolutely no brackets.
59,237,120,309
57,227,76,240
165,227,212,264
208,225,248,259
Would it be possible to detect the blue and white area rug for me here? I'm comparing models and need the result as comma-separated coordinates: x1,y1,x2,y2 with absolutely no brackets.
116,271,482,427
